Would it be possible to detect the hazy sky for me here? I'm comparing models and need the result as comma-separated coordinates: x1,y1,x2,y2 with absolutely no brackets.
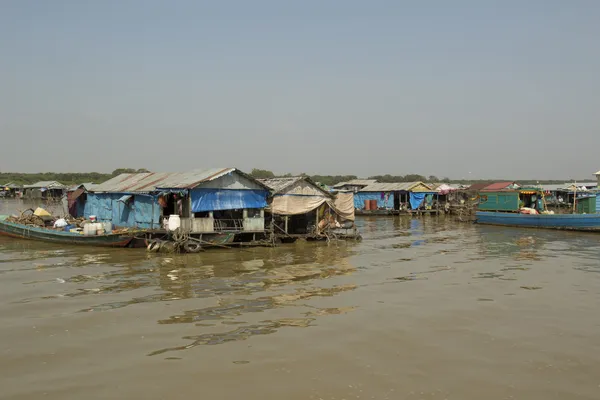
2,1,599,180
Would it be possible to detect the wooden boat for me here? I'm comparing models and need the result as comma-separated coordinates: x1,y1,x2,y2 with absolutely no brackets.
0,215,134,247
475,211,600,231
475,186,600,231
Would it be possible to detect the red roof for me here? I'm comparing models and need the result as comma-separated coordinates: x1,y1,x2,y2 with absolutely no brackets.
481,181,516,191
467,182,491,191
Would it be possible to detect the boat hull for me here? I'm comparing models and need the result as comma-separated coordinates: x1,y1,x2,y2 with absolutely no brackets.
0,216,134,247
475,211,600,231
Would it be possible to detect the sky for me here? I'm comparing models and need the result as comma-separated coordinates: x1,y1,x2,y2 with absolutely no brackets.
1,1,599,180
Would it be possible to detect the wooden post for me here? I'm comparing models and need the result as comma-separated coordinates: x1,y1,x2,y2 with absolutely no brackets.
316,207,320,231
284,215,288,233
573,183,577,214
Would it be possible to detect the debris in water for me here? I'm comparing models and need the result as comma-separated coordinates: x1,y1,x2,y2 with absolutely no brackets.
520,286,543,290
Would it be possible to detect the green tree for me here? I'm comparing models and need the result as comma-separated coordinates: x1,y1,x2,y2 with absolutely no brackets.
250,168,275,179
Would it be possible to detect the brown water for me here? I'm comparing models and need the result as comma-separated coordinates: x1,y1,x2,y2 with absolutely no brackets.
1,200,600,399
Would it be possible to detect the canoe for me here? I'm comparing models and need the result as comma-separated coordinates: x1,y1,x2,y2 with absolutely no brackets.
0,215,134,247
475,211,600,231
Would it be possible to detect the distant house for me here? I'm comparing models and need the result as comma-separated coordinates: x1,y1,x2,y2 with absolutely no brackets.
333,179,378,193
480,182,520,191
23,181,67,199
355,181,435,211
1,183,22,198
595,170,600,186
86,168,270,233
259,176,355,237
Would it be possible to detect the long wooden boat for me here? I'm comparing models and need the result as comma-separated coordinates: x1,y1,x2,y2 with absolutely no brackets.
0,215,134,247
475,211,600,231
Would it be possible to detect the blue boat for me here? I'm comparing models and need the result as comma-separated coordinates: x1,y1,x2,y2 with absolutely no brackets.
475,211,600,231
475,186,600,231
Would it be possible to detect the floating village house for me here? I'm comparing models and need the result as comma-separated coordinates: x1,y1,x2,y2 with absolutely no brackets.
332,179,377,193
542,182,598,207
354,181,435,213
85,168,270,234
1,183,22,198
23,181,67,199
258,176,355,238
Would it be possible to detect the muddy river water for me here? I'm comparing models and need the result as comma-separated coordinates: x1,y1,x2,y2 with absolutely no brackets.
1,200,599,399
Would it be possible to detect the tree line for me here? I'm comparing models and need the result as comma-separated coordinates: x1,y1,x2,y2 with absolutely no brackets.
0,169,150,186
249,169,589,186
0,167,588,187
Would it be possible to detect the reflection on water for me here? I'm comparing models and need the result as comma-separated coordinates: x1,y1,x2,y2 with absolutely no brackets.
2,211,600,399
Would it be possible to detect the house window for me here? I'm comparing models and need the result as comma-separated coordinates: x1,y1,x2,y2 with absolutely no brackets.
247,208,262,218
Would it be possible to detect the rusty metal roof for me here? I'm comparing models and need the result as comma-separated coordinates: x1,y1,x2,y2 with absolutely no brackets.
481,182,519,191
360,182,434,192
467,182,492,191
258,177,305,193
91,168,267,193
258,176,331,196
333,179,377,188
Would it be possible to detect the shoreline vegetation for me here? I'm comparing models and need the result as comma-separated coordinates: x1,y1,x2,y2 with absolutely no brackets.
0,168,589,187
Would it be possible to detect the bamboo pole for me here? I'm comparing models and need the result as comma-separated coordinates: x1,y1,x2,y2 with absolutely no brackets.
573,182,577,214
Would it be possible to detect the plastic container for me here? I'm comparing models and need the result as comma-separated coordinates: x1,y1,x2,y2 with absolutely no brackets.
95,223,105,235
168,215,181,231
83,223,97,236
364,200,371,211
103,222,113,233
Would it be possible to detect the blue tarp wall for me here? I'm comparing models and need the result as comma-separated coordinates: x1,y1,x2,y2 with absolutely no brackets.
84,193,161,229
354,192,394,209
191,189,268,212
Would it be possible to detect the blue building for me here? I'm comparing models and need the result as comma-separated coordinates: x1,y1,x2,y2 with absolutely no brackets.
354,182,436,211
85,168,270,233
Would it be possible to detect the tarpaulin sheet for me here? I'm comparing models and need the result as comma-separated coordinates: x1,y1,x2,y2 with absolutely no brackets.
67,188,85,216
436,184,455,195
270,195,327,216
330,192,355,221
410,192,426,209
269,192,355,221
191,189,268,212
84,193,161,229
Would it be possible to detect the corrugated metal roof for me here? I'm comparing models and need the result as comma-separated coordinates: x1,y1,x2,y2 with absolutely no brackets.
576,182,598,188
481,181,517,191
68,182,96,192
541,184,565,192
91,168,268,193
23,181,66,189
258,177,305,193
360,182,433,192
467,182,491,190
333,179,377,188
594,170,600,175
258,176,331,196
